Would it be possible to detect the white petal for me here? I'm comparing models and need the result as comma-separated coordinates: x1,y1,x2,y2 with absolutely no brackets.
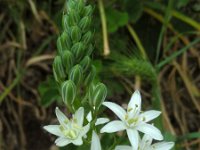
140,110,161,122
95,118,110,126
103,102,126,121
80,123,90,137
136,123,163,140
91,131,101,150
55,137,71,147
127,129,139,150
43,125,63,137
74,107,84,126
152,142,174,150
115,145,132,150
128,90,141,111
100,120,126,133
86,111,92,122
72,137,83,145
55,107,68,125
140,134,153,149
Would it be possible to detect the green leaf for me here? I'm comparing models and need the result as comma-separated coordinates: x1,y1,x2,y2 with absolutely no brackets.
175,0,189,8
125,0,143,23
41,89,60,107
106,8,128,33
38,76,60,107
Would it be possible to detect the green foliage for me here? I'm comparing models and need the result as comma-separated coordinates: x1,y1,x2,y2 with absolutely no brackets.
38,76,61,107
106,8,128,33
125,0,143,23
111,53,157,84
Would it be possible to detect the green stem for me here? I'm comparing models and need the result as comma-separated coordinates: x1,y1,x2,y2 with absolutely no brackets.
0,74,21,103
98,0,110,56
155,0,174,64
126,24,147,60
172,11,200,31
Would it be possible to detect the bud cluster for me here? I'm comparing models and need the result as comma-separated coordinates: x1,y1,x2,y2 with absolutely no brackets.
53,0,107,111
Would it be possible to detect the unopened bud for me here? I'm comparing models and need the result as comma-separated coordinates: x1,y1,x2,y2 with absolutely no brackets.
61,80,76,105
84,65,96,85
79,16,91,31
62,50,74,74
70,26,82,43
82,31,93,44
86,44,94,56
90,83,107,109
80,56,91,72
53,56,66,82
71,42,85,61
69,65,83,86
83,5,93,16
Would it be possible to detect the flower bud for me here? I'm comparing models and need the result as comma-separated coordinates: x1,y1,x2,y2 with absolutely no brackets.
66,15,74,27
62,50,74,74
90,83,107,109
61,32,72,50
61,80,76,105
77,0,84,15
69,65,83,86
62,14,67,30
70,26,82,43
57,37,63,55
84,65,96,86
71,42,85,61
66,0,76,12
86,44,94,56
69,9,80,24
53,56,66,82
79,16,91,31
80,56,91,72
83,5,93,16
82,31,93,44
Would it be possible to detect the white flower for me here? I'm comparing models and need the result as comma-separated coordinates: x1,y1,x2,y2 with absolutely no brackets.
86,111,109,126
91,131,102,150
100,90,163,149
115,134,174,150
43,107,90,147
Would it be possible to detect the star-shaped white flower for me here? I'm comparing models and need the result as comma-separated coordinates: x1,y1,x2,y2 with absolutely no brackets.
115,134,174,150
100,90,163,149
43,107,90,147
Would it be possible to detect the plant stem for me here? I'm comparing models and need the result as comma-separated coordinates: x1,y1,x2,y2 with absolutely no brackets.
126,24,147,59
0,74,21,103
98,0,110,56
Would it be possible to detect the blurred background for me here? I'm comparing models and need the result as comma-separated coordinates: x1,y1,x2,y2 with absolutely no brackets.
0,0,199,149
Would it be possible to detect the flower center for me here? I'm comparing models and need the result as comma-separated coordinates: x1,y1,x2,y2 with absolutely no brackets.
59,119,82,140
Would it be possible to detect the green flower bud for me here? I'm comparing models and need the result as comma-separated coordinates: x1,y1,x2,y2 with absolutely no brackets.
90,83,107,109
69,65,83,86
84,65,96,85
62,51,74,74
86,44,94,56
66,15,74,27
66,0,76,12
80,56,91,72
77,0,84,14
83,5,93,16
69,9,80,24
79,16,91,31
82,31,93,44
57,37,63,55
61,80,76,105
53,56,66,82
61,32,72,50
70,26,82,43
71,42,85,61
62,14,68,31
